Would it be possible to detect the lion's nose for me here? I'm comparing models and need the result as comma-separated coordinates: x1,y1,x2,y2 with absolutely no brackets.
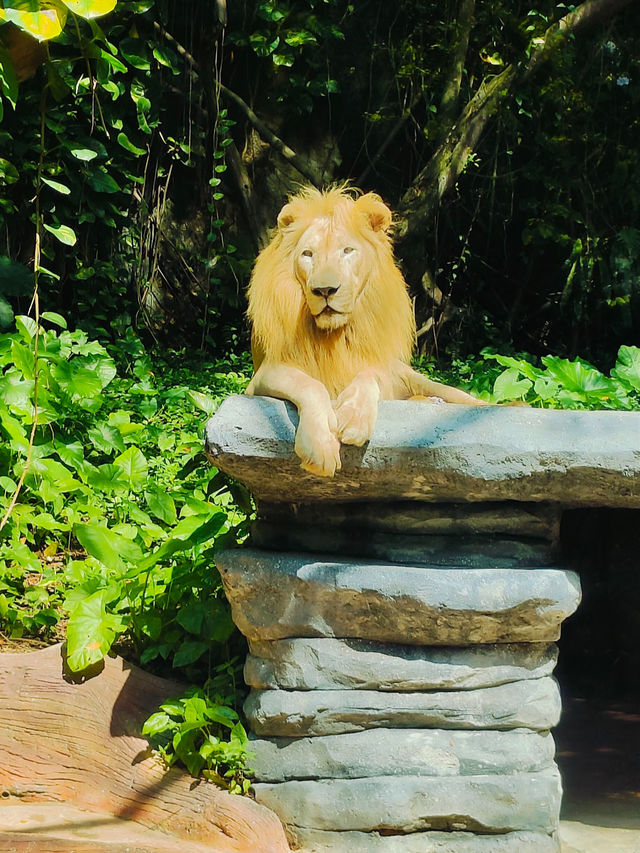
311,284,340,298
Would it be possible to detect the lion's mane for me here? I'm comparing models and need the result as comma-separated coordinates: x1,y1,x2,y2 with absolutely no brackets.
247,186,416,399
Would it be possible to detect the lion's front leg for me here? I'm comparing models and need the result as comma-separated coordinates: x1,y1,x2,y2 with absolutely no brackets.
334,370,381,447
247,362,341,477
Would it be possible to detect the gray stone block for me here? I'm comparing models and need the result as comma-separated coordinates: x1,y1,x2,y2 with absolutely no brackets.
287,828,560,853
217,550,581,645
205,395,640,507
256,500,560,540
244,678,561,736
251,521,556,568
245,638,558,691
252,769,562,833
250,728,556,782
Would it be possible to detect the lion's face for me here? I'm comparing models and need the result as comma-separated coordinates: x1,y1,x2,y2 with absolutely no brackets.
293,218,369,331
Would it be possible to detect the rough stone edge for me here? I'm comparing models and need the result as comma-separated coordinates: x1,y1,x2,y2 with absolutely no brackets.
205,395,640,507
244,638,559,691
287,827,560,853
249,728,556,782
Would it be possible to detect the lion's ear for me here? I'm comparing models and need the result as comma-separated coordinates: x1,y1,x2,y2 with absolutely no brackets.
356,193,393,233
277,202,296,230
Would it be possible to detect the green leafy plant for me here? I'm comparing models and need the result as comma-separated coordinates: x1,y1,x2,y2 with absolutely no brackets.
142,686,253,794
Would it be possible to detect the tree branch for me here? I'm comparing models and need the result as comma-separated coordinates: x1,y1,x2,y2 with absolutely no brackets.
396,0,635,243
438,0,476,133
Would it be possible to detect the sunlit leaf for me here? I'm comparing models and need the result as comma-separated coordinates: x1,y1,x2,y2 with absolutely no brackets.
43,222,77,246
612,345,640,393
65,589,124,672
0,47,19,108
0,3,67,42
60,0,116,18
74,521,143,571
117,131,146,156
114,445,148,487
41,177,71,195
492,367,533,402
68,147,98,161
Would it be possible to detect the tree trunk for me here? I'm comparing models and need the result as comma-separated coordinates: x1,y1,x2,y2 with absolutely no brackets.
0,644,290,853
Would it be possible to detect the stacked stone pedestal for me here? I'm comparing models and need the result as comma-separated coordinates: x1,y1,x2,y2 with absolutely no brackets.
217,502,581,853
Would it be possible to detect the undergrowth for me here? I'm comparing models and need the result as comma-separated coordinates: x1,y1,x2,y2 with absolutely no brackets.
0,317,252,789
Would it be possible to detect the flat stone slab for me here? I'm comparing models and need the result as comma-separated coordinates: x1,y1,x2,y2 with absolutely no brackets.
205,395,640,507
245,638,558,691
217,550,581,645
244,678,561,736
250,728,556,781
252,522,556,567
288,827,560,853
257,500,561,539
253,769,562,833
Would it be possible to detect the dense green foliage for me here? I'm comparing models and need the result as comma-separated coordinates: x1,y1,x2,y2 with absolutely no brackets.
2,0,640,362
0,312,253,783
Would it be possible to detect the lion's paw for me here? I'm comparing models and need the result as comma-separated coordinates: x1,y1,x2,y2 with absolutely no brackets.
334,387,378,447
295,417,341,478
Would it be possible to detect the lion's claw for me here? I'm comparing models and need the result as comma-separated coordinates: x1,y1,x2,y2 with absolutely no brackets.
334,383,378,446
295,412,341,477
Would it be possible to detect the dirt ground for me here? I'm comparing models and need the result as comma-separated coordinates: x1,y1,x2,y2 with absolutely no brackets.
557,693,640,853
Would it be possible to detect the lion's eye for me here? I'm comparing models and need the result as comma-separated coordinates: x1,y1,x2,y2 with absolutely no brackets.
343,246,356,255
301,249,313,258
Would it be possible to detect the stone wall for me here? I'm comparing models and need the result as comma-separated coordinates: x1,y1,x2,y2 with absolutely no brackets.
205,397,640,853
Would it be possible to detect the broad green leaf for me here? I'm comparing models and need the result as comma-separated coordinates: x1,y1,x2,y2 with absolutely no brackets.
0,47,19,108
114,445,148,487
74,521,143,570
65,588,124,672
43,222,77,246
612,346,640,392
483,352,542,382
0,157,19,185
117,131,146,156
86,463,129,493
0,371,34,412
60,0,116,18
40,311,67,328
15,314,38,340
492,367,533,402
120,38,151,70
87,423,125,454
41,177,71,195
98,50,128,73
31,511,69,531
0,5,67,41
69,147,98,161
145,488,177,525
88,168,120,193
53,360,104,399
152,43,179,73
142,711,173,736
11,340,35,378
176,601,206,635
173,639,208,668
187,389,218,415
31,458,83,492
134,511,226,573
541,356,613,396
